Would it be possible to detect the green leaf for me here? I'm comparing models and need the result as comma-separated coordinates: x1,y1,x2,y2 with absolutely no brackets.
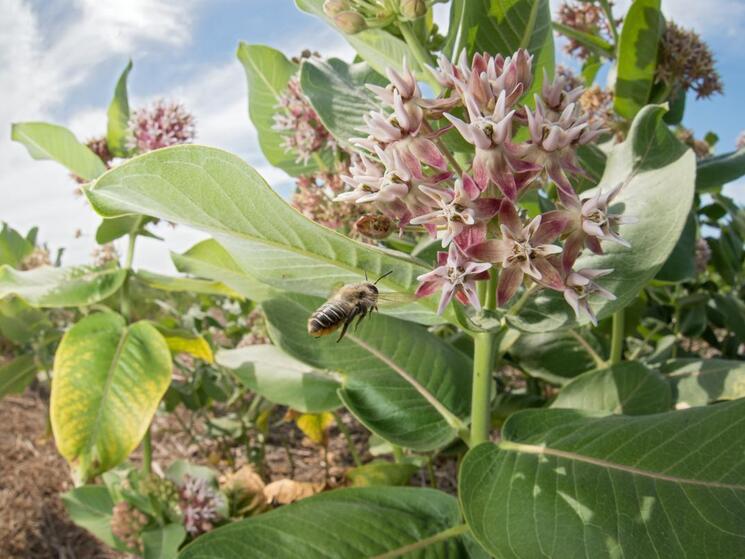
51,313,172,480
443,0,554,98
509,330,604,385
11,122,107,181
0,222,34,267
0,264,127,308
143,524,186,559
0,354,37,398
509,105,694,332
0,297,50,343
552,21,614,59
263,293,471,451
460,401,745,558
655,211,696,281
299,57,384,149
61,485,117,548
106,60,133,157
713,293,745,342
96,215,143,244
178,487,470,559
346,460,419,486
136,269,243,299
552,361,672,415
86,145,443,325
236,43,323,177
171,239,279,303
217,344,341,413
613,0,663,119
296,0,427,83
662,358,745,407
696,149,745,192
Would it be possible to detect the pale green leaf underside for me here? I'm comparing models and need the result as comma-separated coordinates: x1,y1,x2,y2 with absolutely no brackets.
662,358,745,407
85,145,443,325
461,402,745,558
135,269,243,299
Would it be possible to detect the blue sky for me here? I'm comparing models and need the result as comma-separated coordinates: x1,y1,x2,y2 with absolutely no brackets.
1,0,743,270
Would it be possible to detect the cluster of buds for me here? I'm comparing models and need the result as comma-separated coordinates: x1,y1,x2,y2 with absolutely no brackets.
178,475,223,536
111,501,148,552
274,75,337,164
128,99,196,153
656,21,723,99
292,171,366,233
140,473,180,514
323,0,426,34
19,247,51,270
556,1,618,60
337,50,630,325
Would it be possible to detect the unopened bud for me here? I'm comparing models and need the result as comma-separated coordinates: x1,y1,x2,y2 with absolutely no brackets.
334,11,367,34
399,0,427,19
323,0,350,17
354,214,393,239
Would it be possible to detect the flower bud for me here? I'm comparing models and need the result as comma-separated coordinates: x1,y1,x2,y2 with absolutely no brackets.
334,11,367,34
354,214,394,239
399,0,427,19
323,0,350,17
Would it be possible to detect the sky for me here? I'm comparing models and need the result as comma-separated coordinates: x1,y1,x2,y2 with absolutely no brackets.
1,0,743,272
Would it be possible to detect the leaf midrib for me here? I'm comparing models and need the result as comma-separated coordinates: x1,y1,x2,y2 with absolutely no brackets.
499,440,745,490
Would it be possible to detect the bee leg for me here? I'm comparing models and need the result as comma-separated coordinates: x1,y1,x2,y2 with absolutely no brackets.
354,309,367,331
336,317,354,343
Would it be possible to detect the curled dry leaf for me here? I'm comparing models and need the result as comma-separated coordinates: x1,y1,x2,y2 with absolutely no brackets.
263,479,324,505
220,465,268,517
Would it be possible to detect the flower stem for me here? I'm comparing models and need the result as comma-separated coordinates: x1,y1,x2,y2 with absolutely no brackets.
485,269,498,311
471,331,495,445
142,427,152,475
568,329,607,369
609,309,625,365
398,21,439,90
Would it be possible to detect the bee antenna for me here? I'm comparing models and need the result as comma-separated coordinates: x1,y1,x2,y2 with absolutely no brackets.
374,270,393,285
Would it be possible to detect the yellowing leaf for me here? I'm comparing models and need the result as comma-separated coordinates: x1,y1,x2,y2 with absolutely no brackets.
263,479,324,505
164,333,213,363
295,412,334,445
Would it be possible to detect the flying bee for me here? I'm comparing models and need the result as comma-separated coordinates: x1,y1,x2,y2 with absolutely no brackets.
307,271,412,342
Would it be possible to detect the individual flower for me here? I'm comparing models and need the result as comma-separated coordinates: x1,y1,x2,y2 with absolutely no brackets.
415,243,491,314
128,99,196,153
178,475,223,536
468,202,566,305
274,74,336,164
411,174,500,246
563,268,616,326
656,21,723,99
560,182,635,270
445,90,536,199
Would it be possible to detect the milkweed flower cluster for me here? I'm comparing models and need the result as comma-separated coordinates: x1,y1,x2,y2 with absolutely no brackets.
178,475,223,536
128,99,196,153
335,50,631,325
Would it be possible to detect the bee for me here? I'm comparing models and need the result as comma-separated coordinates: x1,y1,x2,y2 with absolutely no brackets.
307,271,393,342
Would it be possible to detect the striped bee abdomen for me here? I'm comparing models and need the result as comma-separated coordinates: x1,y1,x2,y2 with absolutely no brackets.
307,301,351,337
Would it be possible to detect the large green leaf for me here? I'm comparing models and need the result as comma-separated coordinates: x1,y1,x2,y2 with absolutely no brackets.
86,145,444,325
0,264,126,308
509,330,604,385
61,485,118,549
143,524,186,559
299,57,384,149
217,344,342,413
263,293,471,451
662,358,745,407
0,354,37,398
135,269,243,299
179,487,470,559
509,105,695,332
443,0,554,97
0,222,34,267
295,0,427,83
655,211,696,281
460,401,745,558
552,361,672,414
613,0,663,119
697,149,745,192
11,122,107,181
106,60,133,157
236,43,323,177
51,313,172,480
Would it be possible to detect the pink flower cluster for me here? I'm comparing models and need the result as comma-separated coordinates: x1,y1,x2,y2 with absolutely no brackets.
338,50,632,325
128,100,196,153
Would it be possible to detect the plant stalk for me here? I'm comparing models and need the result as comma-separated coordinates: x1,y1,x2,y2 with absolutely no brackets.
471,331,495,445
333,411,362,467
609,309,625,365
142,428,152,475
398,21,439,89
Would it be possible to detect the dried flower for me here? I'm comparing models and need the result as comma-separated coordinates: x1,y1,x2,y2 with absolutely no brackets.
415,243,491,314
220,466,268,517
91,243,120,267
111,501,148,551
178,475,222,536
656,21,723,99
19,247,51,270
563,268,616,326
128,100,196,153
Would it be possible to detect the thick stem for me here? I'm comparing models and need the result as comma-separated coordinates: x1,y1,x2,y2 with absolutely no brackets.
142,428,152,475
371,524,469,559
471,331,495,445
609,309,625,365
398,21,440,90
485,269,498,311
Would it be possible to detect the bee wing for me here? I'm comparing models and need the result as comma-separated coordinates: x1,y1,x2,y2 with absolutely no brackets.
377,291,418,308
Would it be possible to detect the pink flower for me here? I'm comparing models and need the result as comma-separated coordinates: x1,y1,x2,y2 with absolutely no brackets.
468,202,567,305
411,174,500,246
563,268,616,326
128,99,196,153
415,243,491,315
560,182,636,270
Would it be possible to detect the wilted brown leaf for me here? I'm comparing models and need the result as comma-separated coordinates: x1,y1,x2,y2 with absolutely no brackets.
220,465,267,517
263,479,324,505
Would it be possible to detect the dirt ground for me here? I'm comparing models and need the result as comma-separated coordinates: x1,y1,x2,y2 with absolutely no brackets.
1,387,457,558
